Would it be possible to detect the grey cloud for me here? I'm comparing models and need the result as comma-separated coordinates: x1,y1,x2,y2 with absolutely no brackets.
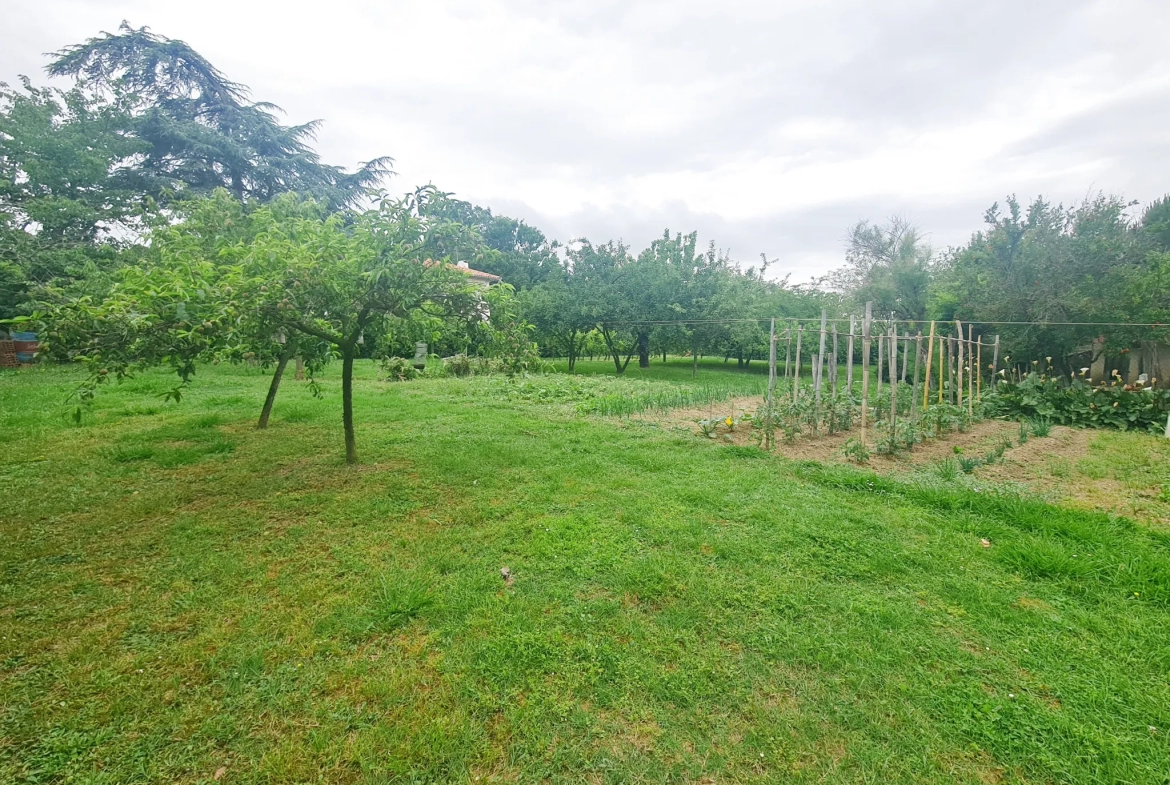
4,0,1169,283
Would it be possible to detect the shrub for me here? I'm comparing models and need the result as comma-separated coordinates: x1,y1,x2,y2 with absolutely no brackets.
991,375,1170,433
380,357,419,382
843,437,870,465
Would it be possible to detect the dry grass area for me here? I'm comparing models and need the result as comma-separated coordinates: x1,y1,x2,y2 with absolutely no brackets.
973,426,1170,526
629,400,1170,527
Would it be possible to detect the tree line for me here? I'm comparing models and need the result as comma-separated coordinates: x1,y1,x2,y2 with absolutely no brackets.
4,24,1170,463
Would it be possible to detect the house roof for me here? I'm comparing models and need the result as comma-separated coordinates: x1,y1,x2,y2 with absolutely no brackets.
460,265,501,284
423,259,502,284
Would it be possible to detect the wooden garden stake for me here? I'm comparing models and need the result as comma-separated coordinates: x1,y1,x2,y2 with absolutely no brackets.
887,319,896,389
911,331,922,421
784,325,792,381
954,320,964,410
768,317,776,405
793,325,803,404
876,332,884,399
815,308,827,407
944,337,952,404
847,316,856,391
900,326,908,383
889,325,898,438
991,335,1000,385
976,334,982,402
831,323,839,396
861,302,872,445
923,321,935,410
938,331,945,405
967,323,974,415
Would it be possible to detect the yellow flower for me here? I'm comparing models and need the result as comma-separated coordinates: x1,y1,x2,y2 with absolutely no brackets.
725,416,733,427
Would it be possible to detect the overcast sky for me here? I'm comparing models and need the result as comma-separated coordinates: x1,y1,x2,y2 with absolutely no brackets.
5,0,1169,280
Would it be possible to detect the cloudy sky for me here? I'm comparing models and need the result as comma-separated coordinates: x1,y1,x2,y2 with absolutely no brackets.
4,0,1169,280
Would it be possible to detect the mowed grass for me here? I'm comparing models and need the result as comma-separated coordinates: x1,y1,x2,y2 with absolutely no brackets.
2,362,1170,784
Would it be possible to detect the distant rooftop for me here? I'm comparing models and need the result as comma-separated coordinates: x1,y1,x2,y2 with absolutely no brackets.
453,260,501,285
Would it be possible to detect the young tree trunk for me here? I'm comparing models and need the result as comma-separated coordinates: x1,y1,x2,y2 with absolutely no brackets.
692,338,699,379
637,331,650,368
257,342,296,430
601,328,625,374
295,355,305,381
342,348,357,464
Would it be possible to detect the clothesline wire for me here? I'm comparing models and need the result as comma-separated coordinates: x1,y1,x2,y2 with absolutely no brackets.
598,317,1168,329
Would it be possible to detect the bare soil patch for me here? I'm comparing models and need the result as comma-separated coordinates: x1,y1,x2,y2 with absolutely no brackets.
623,402,1169,526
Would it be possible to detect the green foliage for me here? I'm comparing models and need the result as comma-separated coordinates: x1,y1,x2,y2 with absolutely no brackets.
6,363,1170,783
825,216,932,320
0,78,146,320
842,436,870,464
934,458,959,481
1028,417,1053,438
934,194,1170,363
473,284,542,375
582,377,766,417
47,23,391,210
380,357,419,382
992,375,1170,433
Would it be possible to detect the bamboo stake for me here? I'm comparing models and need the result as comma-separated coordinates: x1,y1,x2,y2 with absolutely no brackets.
847,316,856,392
861,302,872,445
793,325,803,404
955,320,964,409
923,321,936,410
877,332,885,400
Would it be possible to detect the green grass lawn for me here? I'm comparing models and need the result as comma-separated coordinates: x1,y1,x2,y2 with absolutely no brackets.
3,362,1169,783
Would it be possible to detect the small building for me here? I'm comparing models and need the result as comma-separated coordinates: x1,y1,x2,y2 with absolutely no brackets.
454,260,501,287
1080,338,1170,385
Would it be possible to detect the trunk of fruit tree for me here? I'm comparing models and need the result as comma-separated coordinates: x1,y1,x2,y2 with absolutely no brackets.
566,328,579,372
257,341,296,430
295,356,305,381
601,327,634,374
637,331,650,368
342,347,358,464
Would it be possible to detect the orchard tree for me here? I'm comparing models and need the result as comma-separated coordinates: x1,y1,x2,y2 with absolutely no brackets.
239,191,484,463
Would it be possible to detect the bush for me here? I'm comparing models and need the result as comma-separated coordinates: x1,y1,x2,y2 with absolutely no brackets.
380,357,419,382
992,375,1170,433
